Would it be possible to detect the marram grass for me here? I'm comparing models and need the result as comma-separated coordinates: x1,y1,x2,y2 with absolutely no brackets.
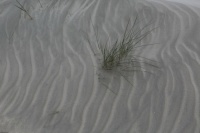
85,16,160,94
97,17,159,72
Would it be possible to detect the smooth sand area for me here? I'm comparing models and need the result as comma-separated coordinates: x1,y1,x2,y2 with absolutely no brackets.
0,0,200,132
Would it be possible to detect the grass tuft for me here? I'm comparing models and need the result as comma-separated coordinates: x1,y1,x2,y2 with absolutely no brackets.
84,16,160,94
96,16,159,72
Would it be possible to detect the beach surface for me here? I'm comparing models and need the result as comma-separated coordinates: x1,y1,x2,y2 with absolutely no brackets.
0,0,200,132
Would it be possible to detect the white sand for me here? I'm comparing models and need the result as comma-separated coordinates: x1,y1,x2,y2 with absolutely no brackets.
0,0,200,132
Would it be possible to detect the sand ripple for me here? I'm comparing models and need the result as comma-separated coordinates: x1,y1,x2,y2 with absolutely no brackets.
0,0,199,133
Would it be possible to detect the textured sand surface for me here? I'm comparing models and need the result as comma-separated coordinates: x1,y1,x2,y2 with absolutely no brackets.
0,0,200,133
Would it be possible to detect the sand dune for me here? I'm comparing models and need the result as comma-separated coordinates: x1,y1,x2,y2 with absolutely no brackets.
0,0,200,132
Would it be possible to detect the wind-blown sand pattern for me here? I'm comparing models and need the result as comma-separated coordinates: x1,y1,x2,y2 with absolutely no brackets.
0,0,200,133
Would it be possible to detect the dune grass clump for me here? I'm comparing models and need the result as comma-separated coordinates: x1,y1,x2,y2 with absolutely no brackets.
97,17,158,72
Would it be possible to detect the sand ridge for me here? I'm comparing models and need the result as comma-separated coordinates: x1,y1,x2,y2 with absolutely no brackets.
0,0,199,133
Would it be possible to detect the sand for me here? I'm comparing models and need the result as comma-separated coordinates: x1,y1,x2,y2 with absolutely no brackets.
0,0,200,132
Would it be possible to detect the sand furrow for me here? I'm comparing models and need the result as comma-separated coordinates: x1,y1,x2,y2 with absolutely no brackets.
0,0,200,132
